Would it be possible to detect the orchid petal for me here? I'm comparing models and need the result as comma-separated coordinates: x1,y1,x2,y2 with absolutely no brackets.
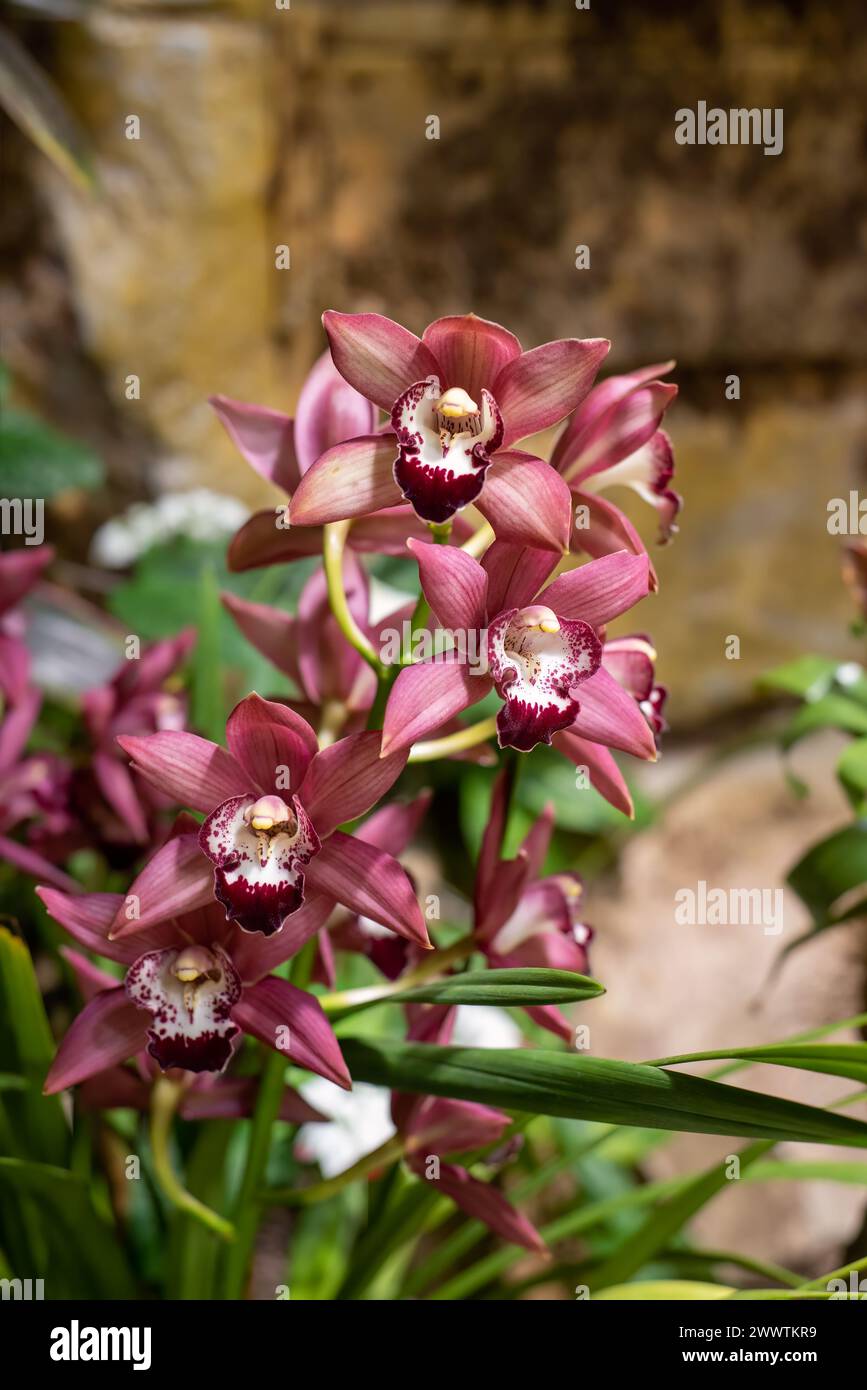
108,834,214,940
421,314,521,399
0,838,79,892
541,550,650,628
355,791,432,853
117,730,250,813
126,944,242,1073
294,349,377,476
44,988,149,1094
408,1096,511,1155
299,732,408,839
323,310,439,413
221,593,300,683
475,450,573,552
495,338,610,448
481,541,560,614
552,730,634,817
381,659,488,757
392,379,503,524
200,792,321,937
228,510,323,572
489,609,601,752
92,752,149,844
407,538,488,631
226,692,318,794
419,1161,545,1252
209,395,298,494
569,667,658,760
305,831,430,947
0,545,54,618
290,434,400,525
233,975,351,1089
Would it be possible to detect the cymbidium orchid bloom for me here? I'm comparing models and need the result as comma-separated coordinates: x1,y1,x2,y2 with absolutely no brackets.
551,362,680,561
62,947,327,1123
39,889,351,1090
381,543,656,762
112,693,430,949
289,312,610,550
213,350,470,572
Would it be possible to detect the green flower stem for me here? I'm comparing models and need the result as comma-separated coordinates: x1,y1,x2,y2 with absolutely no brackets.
149,1077,235,1243
220,943,316,1298
460,520,495,558
318,935,476,1016
324,521,386,676
264,1134,408,1207
407,715,499,763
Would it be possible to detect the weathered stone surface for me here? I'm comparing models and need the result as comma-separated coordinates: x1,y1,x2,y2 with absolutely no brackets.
588,734,867,1270
49,10,285,504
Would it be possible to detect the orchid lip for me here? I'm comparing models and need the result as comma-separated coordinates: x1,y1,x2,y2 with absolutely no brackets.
488,606,602,752
200,792,322,937
391,375,504,524
126,943,241,1074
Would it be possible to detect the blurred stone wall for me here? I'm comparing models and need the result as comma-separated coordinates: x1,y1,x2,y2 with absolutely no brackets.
4,0,867,724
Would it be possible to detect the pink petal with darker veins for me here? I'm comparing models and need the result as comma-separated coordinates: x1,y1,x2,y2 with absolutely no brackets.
420,314,521,399
299,731,408,839
567,666,658,760
323,310,439,414
228,510,324,572
290,434,401,525
294,349,377,476
209,395,299,495
305,830,430,947
44,988,149,1094
407,538,488,632
475,451,573,552
226,693,318,794
541,550,650,630
382,658,489,757
233,974,352,1089
494,338,610,449
118,730,250,813
108,833,214,940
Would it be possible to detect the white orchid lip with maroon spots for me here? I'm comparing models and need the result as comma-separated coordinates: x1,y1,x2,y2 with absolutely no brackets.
487,604,602,751
200,792,321,938
125,942,242,1074
391,376,504,524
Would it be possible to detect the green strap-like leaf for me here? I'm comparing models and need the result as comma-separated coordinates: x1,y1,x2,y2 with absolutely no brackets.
340,1038,867,1148
395,967,604,1007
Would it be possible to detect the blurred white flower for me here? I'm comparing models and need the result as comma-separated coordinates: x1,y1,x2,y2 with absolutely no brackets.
296,1079,395,1178
90,490,250,567
452,1006,523,1049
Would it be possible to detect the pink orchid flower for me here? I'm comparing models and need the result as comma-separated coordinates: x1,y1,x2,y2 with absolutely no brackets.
213,349,470,572
381,543,655,758
112,693,430,948
551,362,679,561
60,946,328,1122
289,312,610,550
81,629,195,845
40,888,352,1090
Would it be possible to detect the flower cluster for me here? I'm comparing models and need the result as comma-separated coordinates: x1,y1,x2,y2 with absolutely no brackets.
24,307,677,1254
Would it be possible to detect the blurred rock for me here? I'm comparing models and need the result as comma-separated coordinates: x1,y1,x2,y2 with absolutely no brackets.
588,732,867,1272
